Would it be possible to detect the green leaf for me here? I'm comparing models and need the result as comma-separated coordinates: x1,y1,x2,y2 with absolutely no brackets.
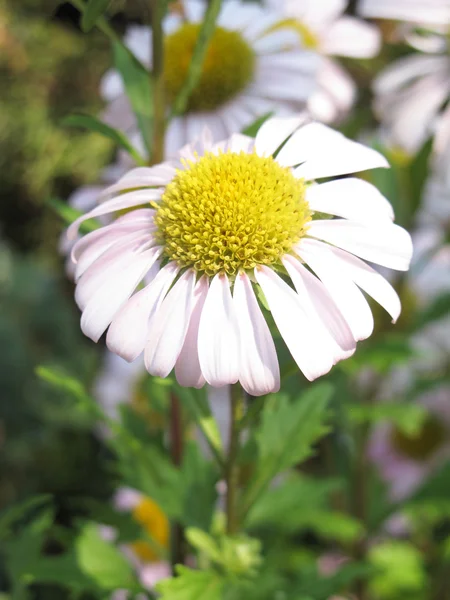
414,292,450,330
341,334,414,375
48,198,100,233
36,365,93,409
348,401,428,437
156,565,225,600
0,495,51,539
241,113,273,138
62,113,146,165
81,0,112,32
242,384,333,519
75,522,137,590
368,541,426,597
112,41,152,154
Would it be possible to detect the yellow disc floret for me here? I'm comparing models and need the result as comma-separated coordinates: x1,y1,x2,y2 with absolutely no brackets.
154,152,311,277
164,24,255,113
130,497,169,562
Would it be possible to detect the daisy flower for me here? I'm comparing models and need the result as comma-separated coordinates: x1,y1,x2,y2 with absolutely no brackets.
360,2,450,156
369,386,450,501
66,115,413,397
359,0,450,26
101,0,319,157
264,0,381,123
100,488,171,598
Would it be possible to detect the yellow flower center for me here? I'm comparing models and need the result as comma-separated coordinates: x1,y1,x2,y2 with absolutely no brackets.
130,497,169,563
271,18,319,49
154,152,310,277
391,415,446,462
164,24,255,113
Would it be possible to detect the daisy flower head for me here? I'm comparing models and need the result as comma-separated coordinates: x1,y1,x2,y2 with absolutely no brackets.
264,0,381,123
101,0,319,157
361,1,450,156
67,115,413,397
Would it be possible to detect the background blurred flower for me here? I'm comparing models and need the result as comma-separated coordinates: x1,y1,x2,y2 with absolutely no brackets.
68,115,411,395
359,0,450,26
101,0,319,156
266,0,381,123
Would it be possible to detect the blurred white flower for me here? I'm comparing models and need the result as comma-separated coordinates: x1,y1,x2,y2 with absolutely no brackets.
265,0,381,123
369,386,450,501
101,0,320,157
66,115,412,396
359,0,450,26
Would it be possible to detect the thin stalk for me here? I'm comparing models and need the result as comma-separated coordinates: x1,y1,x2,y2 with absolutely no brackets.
226,383,245,535
170,0,223,117
169,392,185,571
70,0,119,41
150,0,166,164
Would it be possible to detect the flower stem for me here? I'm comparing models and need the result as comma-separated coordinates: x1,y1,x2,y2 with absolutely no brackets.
226,383,245,535
150,0,166,164
170,391,185,571
170,0,223,117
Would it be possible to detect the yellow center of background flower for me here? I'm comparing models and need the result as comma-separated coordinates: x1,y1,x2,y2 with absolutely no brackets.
154,152,310,277
164,24,255,113
130,497,169,562
391,415,446,462
271,18,319,49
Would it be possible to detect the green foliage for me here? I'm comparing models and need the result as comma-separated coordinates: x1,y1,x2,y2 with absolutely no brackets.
112,41,153,153
63,113,146,165
368,541,426,598
157,566,225,600
349,401,428,436
81,0,113,32
242,384,332,517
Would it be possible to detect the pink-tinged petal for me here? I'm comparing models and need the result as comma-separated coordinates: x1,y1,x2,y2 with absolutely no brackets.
255,114,308,158
322,244,402,322
233,272,280,396
144,270,196,378
75,236,155,309
100,165,177,198
254,266,335,381
106,262,178,361
321,17,381,58
307,220,413,271
80,248,160,343
114,208,156,225
74,226,155,282
307,178,394,224
175,277,209,389
296,239,374,341
283,255,356,353
198,274,239,387
67,189,162,240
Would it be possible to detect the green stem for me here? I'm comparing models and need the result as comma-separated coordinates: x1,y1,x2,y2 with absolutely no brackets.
226,383,245,535
70,0,119,41
170,0,223,117
150,0,166,164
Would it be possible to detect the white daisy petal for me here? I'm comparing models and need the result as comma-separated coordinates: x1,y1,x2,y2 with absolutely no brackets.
255,114,308,158
321,17,381,58
198,273,240,387
255,266,335,381
296,239,374,341
106,262,179,362
175,276,209,389
80,247,160,343
145,269,197,378
282,255,356,353
233,272,280,396
307,178,395,223
307,219,413,271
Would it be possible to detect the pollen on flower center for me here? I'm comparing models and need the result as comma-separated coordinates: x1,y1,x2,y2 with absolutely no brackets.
164,24,256,113
154,152,311,277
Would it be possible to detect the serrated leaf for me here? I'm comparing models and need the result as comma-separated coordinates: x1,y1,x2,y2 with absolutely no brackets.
63,113,145,165
156,565,225,600
81,0,112,32
112,41,152,154
75,523,137,590
242,384,332,519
